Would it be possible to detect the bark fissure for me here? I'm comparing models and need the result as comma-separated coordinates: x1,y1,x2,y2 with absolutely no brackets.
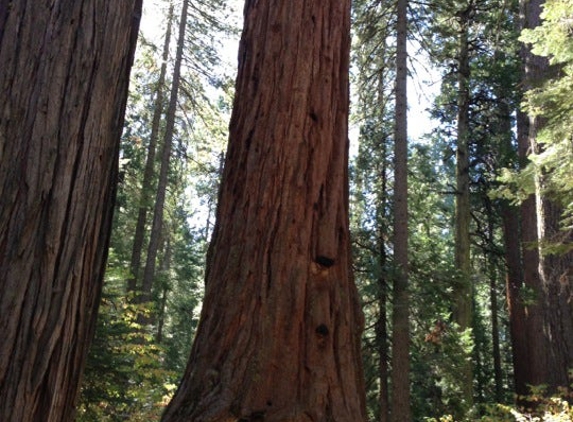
516,0,573,395
161,1,365,420
0,1,142,419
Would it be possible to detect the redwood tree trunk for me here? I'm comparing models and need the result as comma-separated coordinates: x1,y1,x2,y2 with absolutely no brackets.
161,0,366,421
516,109,548,389
536,199,573,391
523,0,573,383
519,0,549,384
492,65,528,398
0,1,141,421
519,0,572,394
501,202,529,397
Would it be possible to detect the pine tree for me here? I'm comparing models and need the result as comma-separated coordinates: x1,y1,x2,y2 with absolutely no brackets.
390,0,412,418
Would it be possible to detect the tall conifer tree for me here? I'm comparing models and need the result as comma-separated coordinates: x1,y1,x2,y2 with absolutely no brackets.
390,0,411,419
0,2,141,420
162,0,367,420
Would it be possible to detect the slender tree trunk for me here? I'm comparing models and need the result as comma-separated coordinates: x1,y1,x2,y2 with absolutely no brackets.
156,286,169,344
141,0,189,303
376,172,389,422
487,213,503,402
390,0,411,419
377,273,390,422
156,238,172,344
473,294,485,403
161,0,367,420
0,2,141,421
501,202,528,397
374,58,390,422
490,59,528,398
481,186,504,402
128,2,174,293
453,14,474,410
205,152,225,242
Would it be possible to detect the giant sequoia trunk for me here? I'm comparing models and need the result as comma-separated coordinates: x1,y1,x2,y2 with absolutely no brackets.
161,0,367,421
516,110,548,389
520,0,573,394
536,199,573,391
0,1,141,421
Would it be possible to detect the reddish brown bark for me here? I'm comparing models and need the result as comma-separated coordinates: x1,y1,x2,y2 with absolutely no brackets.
501,203,529,397
0,1,141,421
161,0,366,421
492,67,527,398
516,108,548,392
537,200,573,391
518,0,573,394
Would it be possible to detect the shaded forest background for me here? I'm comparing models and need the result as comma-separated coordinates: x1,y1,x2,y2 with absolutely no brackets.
72,0,572,420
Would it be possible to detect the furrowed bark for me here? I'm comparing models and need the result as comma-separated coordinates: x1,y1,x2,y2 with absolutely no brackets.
0,1,141,420
161,0,367,420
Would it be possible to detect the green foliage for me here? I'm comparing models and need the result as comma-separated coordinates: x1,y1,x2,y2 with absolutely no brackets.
76,0,571,418
521,0,573,65
78,0,234,418
499,0,573,251
414,320,476,419
351,0,519,412
77,266,177,421
424,392,573,421
78,198,208,420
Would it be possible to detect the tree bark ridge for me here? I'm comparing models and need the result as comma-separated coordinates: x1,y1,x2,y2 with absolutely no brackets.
161,0,366,421
0,1,141,420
